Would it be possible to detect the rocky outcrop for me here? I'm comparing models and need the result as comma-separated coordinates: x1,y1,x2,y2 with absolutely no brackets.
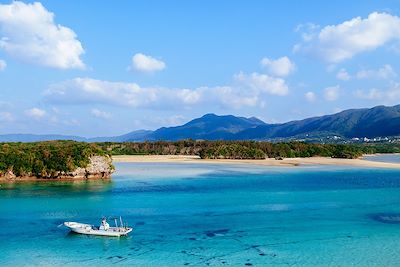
0,155,114,181
73,155,114,179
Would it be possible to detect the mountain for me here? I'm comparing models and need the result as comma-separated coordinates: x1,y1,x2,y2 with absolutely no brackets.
235,105,400,139
0,134,87,142
146,113,266,141
1,105,400,142
88,130,153,142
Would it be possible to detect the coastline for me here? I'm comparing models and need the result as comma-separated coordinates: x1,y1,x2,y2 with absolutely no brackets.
0,155,114,183
112,155,400,169
0,174,112,183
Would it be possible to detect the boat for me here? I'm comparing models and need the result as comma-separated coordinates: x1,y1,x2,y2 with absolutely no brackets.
64,217,133,237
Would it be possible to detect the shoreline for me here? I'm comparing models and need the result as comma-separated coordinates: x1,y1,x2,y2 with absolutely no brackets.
112,155,400,169
0,175,111,183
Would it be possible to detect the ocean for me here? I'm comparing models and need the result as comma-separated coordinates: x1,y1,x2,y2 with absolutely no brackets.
1,161,400,266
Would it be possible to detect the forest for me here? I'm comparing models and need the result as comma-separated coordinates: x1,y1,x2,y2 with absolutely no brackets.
1,140,399,178
97,140,400,159
0,141,108,177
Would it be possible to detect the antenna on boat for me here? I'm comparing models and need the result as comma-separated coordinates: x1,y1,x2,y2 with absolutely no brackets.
120,216,123,228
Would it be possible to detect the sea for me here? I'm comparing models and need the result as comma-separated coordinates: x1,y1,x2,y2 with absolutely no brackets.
1,155,400,266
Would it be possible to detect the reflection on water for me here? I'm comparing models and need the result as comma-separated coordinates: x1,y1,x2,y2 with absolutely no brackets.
0,178,113,196
1,163,400,266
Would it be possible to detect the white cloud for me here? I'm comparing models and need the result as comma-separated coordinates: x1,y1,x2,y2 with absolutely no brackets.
151,115,186,127
294,12,400,63
0,1,85,69
211,85,260,108
355,83,400,102
305,91,316,102
90,108,111,119
25,107,46,119
131,53,166,72
260,56,295,77
234,72,289,96
356,64,396,79
324,85,340,101
336,68,350,81
0,111,13,122
0,59,6,71
294,23,320,42
354,88,383,100
44,73,289,110
44,77,197,108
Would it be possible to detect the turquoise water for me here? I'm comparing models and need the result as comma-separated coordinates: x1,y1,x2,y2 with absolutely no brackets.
2,163,400,266
364,154,400,163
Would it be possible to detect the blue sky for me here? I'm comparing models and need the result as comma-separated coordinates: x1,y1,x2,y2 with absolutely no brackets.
1,0,400,137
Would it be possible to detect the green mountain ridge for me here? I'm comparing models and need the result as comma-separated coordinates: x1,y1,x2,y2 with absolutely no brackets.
1,105,400,142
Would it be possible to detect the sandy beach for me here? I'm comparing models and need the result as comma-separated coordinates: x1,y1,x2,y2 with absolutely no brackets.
112,155,400,169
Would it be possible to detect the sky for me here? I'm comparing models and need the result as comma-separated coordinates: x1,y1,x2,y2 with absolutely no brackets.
1,0,400,137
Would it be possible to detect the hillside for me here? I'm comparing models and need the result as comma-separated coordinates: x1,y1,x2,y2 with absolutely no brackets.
1,105,400,142
146,113,265,141
236,105,400,139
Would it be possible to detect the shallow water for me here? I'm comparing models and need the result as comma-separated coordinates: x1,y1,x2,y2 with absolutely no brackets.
1,163,400,266
364,154,400,163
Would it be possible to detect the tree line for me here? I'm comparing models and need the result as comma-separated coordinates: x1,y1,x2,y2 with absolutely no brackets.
0,141,108,178
1,140,399,178
97,140,400,159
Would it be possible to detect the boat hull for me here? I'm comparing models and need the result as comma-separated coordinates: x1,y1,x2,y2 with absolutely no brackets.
64,222,132,237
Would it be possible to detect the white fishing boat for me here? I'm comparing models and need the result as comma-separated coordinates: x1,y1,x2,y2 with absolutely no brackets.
64,217,133,237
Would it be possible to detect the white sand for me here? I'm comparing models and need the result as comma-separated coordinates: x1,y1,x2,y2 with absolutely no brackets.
112,155,400,169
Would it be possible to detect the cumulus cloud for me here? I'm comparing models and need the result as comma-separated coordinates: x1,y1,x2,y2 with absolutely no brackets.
0,59,6,71
130,53,166,72
151,115,186,127
260,56,295,77
44,73,289,110
324,85,340,101
294,12,400,63
0,1,85,69
336,68,350,81
355,83,400,102
44,78,198,108
90,108,111,119
234,72,289,96
25,107,46,119
305,91,316,102
356,64,396,79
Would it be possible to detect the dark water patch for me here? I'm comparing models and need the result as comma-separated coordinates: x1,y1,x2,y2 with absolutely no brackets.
205,229,230,237
136,221,145,226
189,237,196,240
112,184,198,194
369,213,400,224
106,255,124,260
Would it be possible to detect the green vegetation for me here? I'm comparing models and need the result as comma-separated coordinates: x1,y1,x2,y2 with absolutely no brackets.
97,140,400,159
0,141,108,178
2,140,399,179
354,143,400,154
